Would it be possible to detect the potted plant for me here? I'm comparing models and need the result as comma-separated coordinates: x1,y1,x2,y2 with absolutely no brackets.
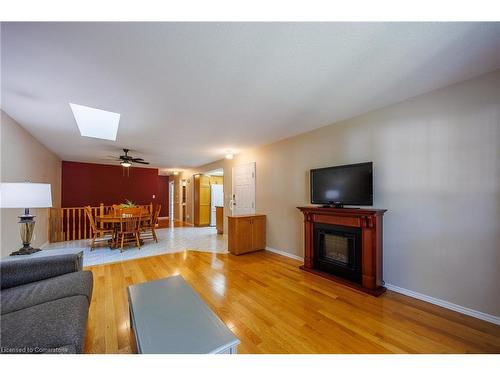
120,199,136,208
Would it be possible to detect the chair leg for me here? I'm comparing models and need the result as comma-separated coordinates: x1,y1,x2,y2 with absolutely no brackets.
120,234,124,252
91,233,96,251
152,228,158,243
136,232,141,249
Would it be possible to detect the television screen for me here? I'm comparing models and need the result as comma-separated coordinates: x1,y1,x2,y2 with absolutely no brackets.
310,162,373,206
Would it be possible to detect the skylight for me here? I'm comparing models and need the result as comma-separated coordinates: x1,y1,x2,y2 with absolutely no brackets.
70,103,120,141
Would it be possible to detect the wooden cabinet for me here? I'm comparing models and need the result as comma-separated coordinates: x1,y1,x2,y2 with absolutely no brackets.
228,214,266,255
216,206,224,234
194,174,210,226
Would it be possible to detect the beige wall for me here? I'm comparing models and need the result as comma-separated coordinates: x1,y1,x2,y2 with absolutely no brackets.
1,111,62,258
207,70,500,317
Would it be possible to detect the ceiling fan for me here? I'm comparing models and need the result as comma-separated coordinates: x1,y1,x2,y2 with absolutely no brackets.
116,148,150,168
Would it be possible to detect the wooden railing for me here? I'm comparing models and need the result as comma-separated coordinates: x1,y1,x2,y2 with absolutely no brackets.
48,203,153,243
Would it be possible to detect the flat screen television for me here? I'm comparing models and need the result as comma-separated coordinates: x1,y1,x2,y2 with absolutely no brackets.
310,162,373,207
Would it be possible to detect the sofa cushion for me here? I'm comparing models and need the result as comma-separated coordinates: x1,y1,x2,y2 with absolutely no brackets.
0,295,89,354
1,270,93,315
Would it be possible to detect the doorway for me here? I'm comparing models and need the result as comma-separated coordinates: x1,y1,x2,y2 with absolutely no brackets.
169,180,174,220
200,168,224,227
210,183,223,226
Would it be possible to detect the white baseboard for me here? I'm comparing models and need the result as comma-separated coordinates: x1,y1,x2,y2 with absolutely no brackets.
40,241,49,249
385,283,500,326
265,246,304,262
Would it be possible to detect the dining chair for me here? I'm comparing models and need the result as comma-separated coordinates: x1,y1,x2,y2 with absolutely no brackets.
141,204,161,243
85,206,115,251
116,207,142,252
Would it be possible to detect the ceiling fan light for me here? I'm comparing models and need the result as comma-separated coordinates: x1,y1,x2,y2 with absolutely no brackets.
173,171,179,176
121,161,131,168
225,152,234,160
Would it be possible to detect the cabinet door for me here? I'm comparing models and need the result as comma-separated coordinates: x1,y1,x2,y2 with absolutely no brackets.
236,218,254,254
199,175,211,226
216,207,224,234
252,217,266,251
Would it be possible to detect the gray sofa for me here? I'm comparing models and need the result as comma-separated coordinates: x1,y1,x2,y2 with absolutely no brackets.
0,254,93,354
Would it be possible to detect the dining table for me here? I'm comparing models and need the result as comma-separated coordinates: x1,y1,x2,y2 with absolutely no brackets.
96,207,151,248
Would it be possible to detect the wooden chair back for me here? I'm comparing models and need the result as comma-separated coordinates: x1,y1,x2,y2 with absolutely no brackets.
119,216,140,233
85,206,97,233
118,207,142,233
138,206,149,217
153,204,161,226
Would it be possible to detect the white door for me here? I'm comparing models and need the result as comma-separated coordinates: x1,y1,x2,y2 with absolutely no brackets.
210,184,224,226
231,162,256,215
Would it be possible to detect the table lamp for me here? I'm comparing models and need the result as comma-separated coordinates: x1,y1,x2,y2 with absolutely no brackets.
0,182,53,255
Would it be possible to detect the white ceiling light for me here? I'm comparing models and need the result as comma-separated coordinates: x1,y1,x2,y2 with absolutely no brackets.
225,151,234,160
173,171,179,175
120,161,131,168
70,103,120,141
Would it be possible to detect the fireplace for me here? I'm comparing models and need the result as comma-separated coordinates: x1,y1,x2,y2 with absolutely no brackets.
298,206,387,296
314,223,361,282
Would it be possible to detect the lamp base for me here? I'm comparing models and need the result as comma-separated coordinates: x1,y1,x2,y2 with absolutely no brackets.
12,210,40,256
10,246,42,256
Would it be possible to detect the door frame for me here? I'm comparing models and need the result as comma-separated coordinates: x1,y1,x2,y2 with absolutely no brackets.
168,180,174,220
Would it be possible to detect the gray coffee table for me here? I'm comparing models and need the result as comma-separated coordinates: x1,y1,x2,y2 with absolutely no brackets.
127,275,240,354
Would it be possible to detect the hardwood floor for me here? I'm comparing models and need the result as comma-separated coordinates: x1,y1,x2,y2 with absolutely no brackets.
83,250,500,354
156,218,190,228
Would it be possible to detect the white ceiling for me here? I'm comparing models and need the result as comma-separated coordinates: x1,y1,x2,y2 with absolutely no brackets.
2,22,500,169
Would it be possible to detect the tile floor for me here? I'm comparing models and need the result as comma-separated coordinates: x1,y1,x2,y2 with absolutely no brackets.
43,226,228,267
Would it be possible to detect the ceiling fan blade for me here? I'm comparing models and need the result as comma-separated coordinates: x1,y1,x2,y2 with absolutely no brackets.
111,149,148,164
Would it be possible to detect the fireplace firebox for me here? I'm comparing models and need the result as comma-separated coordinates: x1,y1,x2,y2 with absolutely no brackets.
314,223,361,282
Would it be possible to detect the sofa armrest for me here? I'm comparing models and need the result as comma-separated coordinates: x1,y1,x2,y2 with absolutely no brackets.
0,254,81,290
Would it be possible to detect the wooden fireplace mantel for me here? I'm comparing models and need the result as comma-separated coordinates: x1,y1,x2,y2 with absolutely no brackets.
297,206,387,296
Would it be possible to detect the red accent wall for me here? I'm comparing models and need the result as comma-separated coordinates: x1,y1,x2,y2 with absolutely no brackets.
61,161,164,209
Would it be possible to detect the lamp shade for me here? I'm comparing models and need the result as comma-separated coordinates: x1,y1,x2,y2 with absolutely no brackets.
0,183,52,208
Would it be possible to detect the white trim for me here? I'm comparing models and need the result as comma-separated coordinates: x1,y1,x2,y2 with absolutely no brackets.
385,283,500,326
40,241,49,249
265,246,304,262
